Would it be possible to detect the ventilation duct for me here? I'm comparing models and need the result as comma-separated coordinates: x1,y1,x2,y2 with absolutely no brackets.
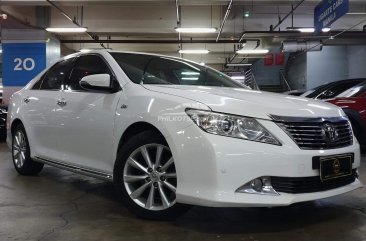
281,40,323,52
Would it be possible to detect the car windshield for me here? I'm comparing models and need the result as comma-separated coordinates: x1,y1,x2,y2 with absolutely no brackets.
337,81,366,98
305,79,365,99
111,52,247,88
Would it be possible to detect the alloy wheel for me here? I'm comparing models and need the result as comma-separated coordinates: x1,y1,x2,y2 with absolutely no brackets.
123,144,177,211
13,130,27,169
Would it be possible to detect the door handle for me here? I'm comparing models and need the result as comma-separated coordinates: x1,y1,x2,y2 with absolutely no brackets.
24,97,30,103
57,99,67,107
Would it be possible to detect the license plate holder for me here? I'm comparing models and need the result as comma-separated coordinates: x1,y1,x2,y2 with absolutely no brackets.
320,154,353,182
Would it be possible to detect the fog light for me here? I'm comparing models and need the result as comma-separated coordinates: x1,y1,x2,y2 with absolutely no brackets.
236,176,279,196
250,178,263,192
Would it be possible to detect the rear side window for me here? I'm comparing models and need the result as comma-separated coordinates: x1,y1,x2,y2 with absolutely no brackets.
39,58,75,90
67,55,112,91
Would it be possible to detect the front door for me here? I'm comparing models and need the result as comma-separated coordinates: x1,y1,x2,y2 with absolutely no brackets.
55,54,121,173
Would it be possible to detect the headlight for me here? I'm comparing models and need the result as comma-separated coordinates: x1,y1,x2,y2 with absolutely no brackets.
186,109,281,145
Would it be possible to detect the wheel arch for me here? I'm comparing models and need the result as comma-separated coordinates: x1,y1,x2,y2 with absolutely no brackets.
118,121,166,150
11,118,24,136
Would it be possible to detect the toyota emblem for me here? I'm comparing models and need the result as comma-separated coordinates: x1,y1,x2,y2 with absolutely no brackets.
322,123,339,143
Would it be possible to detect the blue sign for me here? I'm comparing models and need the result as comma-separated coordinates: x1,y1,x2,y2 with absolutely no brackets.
2,42,46,87
314,0,349,32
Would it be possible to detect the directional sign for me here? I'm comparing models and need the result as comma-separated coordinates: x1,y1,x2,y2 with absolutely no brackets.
314,0,349,32
2,42,46,87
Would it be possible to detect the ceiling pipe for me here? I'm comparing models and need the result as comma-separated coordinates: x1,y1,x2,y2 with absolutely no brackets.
0,8,41,30
46,0,75,24
175,0,180,26
270,0,305,31
175,0,183,57
45,0,106,48
225,36,261,68
216,0,233,42
60,39,260,44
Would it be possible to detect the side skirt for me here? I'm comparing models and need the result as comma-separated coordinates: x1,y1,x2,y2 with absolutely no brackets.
33,156,113,182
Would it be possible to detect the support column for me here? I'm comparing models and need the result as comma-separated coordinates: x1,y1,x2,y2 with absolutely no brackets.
1,29,60,105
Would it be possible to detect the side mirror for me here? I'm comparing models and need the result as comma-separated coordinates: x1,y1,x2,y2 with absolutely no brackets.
79,74,112,92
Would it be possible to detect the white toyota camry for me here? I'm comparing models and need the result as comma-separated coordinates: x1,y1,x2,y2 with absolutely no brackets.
6,50,362,219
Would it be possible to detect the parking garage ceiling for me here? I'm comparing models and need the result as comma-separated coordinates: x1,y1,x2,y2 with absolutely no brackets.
1,0,366,67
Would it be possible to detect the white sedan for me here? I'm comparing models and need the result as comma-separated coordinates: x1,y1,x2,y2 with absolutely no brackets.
7,50,362,219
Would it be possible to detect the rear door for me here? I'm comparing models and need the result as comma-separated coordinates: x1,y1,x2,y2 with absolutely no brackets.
54,54,121,172
21,58,75,159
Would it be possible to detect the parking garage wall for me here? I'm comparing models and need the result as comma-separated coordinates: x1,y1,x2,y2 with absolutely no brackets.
348,46,366,79
250,52,288,87
287,46,366,90
306,46,349,90
287,53,307,90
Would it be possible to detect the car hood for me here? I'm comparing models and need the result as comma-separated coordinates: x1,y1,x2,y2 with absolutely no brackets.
144,85,345,120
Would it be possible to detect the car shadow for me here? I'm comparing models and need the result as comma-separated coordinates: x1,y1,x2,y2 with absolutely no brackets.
35,165,366,236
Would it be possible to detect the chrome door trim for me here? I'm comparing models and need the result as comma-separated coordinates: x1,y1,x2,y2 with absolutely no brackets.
33,156,113,181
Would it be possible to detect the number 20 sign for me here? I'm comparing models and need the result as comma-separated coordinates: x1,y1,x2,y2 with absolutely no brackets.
2,42,46,87
14,58,36,71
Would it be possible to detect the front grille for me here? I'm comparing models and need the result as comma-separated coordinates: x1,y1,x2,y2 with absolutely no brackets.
274,116,353,150
271,170,357,194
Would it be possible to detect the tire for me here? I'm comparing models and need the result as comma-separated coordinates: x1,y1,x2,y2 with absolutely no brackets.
114,130,190,220
12,124,44,175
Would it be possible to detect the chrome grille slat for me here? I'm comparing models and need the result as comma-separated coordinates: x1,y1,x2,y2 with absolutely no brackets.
276,117,353,150
297,139,352,145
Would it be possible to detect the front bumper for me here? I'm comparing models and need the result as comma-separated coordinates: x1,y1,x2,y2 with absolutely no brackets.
167,119,362,207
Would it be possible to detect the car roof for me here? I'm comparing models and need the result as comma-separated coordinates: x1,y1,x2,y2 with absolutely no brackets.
65,49,180,59
59,49,200,67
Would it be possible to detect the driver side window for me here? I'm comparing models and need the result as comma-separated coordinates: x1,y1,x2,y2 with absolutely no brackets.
67,55,113,91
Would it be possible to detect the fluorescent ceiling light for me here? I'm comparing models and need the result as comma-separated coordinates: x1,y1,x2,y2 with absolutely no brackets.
286,27,331,33
179,49,210,54
236,49,269,54
79,49,91,53
347,12,366,15
182,77,199,80
298,28,315,33
226,63,252,67
46,27,87,33
175,27,217,33
181,72,200,75
231,76,245,80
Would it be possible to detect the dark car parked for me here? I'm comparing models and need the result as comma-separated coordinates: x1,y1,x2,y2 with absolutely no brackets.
0,106,7,141
327,81,366,151
302,78,366,100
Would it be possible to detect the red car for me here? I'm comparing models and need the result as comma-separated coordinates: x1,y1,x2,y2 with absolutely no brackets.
327,81,366,151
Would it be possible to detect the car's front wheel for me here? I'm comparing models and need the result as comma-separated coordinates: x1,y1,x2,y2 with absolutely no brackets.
114,130,189,219
12,124,44,175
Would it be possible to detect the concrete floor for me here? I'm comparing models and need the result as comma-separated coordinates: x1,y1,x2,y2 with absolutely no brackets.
0,142,365,241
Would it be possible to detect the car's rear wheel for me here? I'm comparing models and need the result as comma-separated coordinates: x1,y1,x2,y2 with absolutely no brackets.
12,124,44,175
114,130,189,220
